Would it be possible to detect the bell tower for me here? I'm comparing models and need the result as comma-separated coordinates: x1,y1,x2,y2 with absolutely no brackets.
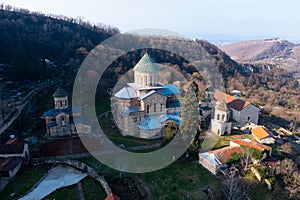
210,100,232,136
53,87,68,109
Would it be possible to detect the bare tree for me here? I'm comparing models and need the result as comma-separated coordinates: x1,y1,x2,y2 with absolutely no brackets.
239,147,254,172
222,177,252,200
275,159,300,199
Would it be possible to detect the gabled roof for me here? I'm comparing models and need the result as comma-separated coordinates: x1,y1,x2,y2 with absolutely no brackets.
214,91,251,111
0,143,25,155
53,87,68,98
251,126,274,140
140,90,167,100
199,146,242,166
0,157,23,172
231,139,271,151
133,54,160,72
140,90,156,100
114,87,138,99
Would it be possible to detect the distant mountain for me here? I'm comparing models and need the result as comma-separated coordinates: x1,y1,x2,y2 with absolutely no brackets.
220,38,300,71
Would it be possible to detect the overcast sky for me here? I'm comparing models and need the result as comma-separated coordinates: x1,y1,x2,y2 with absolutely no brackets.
2,0,300,42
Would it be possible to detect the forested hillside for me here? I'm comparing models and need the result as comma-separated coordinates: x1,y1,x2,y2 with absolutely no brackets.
0,7,119,81
0,7,299,130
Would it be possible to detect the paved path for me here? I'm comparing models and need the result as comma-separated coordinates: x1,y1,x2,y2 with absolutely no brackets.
77,182,85,200
19,165,88,200
137,178,156,200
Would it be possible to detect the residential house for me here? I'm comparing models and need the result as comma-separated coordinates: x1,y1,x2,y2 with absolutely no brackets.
199,146,242,175
0,138,29,178
251,126,275,144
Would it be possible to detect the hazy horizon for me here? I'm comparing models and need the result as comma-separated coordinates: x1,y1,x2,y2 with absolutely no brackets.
2,0,300,43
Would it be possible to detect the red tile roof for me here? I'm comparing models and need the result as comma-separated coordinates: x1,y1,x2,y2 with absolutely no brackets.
210,146,242,164
5,138,19,145
40,137,100,157
0,157,23,172
105,193,121,200
231,139,271,151
214,91,251,111
0,143,25,155
251,126,274,140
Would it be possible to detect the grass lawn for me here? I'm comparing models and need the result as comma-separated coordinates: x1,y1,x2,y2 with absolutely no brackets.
0,167,45,200
138,160,222,200
95,97,111,114
213,134,253,149
81,176,107,200
248,182,288,200
43,185,78,200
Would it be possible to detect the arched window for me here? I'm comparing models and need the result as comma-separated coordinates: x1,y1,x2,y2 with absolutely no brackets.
222,114,225,121
160,103,163,112
146,105,150,114
217,114,220,120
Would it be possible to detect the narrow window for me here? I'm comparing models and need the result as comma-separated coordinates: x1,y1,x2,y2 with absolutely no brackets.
248,116,251,121
222,114,225,121
154,103,156,112
146,105,150,114
160,104,163,112
217,114,220,120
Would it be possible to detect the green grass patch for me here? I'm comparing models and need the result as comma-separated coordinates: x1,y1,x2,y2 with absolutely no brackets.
95,97,111,114
0,167,45,200
81,176,107,200
248,182,287,200
138,160,222,199
43,185,78,200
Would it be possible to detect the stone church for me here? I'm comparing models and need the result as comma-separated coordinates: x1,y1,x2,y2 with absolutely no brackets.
113,53,182,139
43,87,91,137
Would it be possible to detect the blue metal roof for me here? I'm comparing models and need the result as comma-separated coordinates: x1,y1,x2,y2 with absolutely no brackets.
139,116,163,130
138,114,181,130
43,106,82,117
161,84,181,95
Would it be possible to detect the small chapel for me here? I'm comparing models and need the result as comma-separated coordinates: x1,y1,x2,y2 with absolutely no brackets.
43,87,91,137
113,53,182,139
